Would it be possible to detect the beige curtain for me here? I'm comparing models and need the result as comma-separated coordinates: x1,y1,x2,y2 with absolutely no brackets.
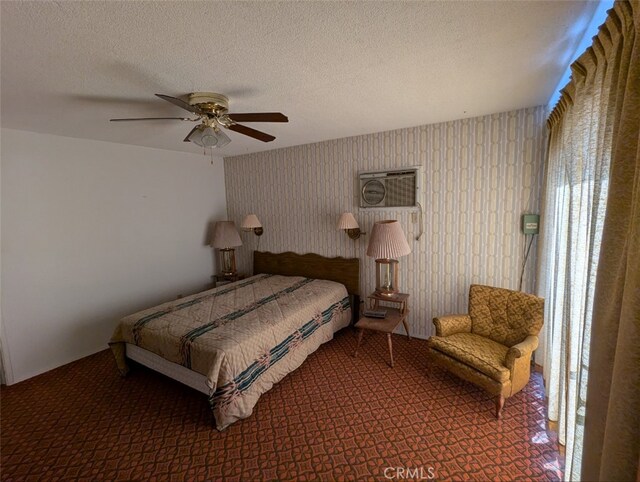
538,1,639,480
582,1,640,481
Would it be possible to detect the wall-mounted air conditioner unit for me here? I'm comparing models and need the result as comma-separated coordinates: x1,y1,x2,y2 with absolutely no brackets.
358,167,420,208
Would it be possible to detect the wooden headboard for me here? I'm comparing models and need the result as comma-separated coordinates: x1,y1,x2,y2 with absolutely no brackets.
253,251,360,296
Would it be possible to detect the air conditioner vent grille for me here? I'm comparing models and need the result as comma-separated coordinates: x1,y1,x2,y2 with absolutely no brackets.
359,168,419,208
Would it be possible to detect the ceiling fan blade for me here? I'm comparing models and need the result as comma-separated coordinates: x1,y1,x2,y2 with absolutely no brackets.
155,94,202,114
183,125,200,143
227,113,288,123
110,117,192,122
227,124,276,142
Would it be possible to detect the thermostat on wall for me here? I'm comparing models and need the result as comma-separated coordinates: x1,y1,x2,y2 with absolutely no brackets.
521,214,540,234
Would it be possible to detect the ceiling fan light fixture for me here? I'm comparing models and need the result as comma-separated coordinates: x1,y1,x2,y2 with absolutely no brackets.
188,125,230,149
187,126,205,147
200,127,219,148
215,129,231,148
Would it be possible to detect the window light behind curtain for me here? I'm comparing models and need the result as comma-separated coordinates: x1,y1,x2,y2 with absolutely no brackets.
536,1,638,480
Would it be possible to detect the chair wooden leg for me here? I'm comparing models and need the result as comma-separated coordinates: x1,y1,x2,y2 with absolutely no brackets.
353,329,364,358
387,333,394,368
495,394,505,419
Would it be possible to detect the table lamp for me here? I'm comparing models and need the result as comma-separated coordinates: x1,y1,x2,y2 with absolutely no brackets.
212,221,242,276
366,220,411,296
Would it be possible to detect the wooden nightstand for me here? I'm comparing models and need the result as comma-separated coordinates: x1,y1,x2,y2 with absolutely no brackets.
213,273,246,288
353,292,410,367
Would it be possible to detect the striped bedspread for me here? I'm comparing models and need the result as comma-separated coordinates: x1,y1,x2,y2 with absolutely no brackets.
109,274,351,430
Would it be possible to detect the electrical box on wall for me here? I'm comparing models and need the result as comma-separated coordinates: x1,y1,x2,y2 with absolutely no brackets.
522,214,540,234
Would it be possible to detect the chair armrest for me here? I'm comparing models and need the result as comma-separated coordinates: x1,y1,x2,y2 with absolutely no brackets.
432,314,472,337
505,335,539,369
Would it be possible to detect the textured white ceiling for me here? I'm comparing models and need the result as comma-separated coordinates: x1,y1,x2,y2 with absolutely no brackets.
1,1,598,157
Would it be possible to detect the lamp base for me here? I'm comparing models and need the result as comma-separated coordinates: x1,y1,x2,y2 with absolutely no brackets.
374,287,399,297
346,228,361,240
219,248,237,277
375,258,399,296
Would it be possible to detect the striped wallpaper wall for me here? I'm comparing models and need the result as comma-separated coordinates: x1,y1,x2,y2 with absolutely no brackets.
224,106,547,339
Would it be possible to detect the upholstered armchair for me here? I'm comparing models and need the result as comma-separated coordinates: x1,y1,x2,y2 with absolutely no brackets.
426,284,544,418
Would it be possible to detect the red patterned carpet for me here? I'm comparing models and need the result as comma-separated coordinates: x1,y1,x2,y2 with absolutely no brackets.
1,330,563,481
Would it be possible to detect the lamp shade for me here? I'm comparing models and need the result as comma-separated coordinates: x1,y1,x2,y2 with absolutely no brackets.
241,214,262,229
337,212,359,230
212,221,242,248
214,129,231,148
366,220,411,259
188,125,231,149
199,127,219,148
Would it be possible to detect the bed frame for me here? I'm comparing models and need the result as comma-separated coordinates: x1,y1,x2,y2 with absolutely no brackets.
253,251,360,321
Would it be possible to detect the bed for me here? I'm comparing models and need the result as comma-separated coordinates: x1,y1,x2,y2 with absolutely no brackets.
109,251,360,430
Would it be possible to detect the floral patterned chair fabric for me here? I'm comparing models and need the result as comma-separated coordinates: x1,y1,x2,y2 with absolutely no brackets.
427,284,544,418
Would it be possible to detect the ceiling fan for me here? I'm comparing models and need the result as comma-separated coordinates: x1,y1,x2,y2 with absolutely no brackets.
110,92,288,148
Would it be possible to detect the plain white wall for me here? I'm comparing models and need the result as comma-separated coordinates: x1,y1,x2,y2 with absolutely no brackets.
1,128,227,384
0,128,5,384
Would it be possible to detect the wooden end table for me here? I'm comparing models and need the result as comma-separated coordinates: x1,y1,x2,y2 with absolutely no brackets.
353,292,410,367
213,273,246,288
